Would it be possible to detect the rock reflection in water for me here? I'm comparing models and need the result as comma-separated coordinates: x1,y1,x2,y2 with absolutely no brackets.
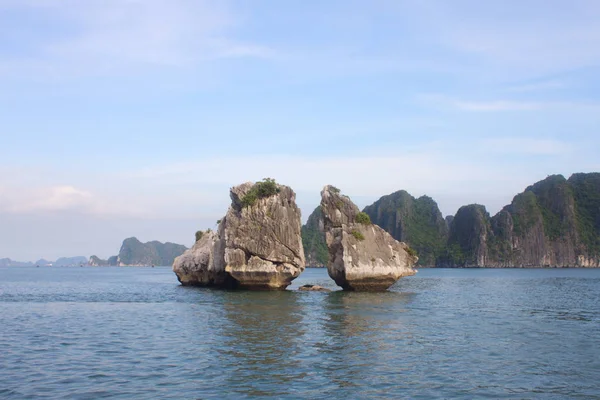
318,291,416,396
218,291,306,397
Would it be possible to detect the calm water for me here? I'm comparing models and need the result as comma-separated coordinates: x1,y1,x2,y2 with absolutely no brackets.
1,267,599,399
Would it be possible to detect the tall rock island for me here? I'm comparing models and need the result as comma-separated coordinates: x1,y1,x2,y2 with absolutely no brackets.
173,179,306,290
363,190,448,266
117,237,187,266
320,185,417,291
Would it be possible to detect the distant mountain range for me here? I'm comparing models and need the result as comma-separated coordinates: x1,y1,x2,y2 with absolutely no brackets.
89,237,188,267
302,173,600,268
0,256,88,267
3,238,188,268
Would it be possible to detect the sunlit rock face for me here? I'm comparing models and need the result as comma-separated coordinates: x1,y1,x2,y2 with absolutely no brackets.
173,181,306,290
216,181,306,290
172,230,233,287
320,185,417,291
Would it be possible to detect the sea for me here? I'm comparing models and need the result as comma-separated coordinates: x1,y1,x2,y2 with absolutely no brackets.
1,267,599,399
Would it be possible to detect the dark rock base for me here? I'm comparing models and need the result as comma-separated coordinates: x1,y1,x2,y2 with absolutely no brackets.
298,284,331,292
338,278,399,292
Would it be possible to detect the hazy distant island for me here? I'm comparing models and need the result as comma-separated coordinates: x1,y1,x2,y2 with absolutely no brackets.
3,238,188,268
1,256,88,267
90,237,188,267
88,255,119,267
303,173,600,268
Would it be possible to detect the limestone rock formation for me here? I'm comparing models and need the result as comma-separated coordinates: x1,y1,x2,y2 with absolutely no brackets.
320,185,417,291
173,180,306,290
89,255,118,266
436,174,600,267
216,181,306,290
118,237,187,266
301,206,328,267
172,230,232,287
363,190,448,266
437,204,492,267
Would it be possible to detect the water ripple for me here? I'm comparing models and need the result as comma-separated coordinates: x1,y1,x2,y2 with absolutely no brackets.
1,267,599,398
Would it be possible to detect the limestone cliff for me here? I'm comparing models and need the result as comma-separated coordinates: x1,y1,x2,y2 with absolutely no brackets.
437,204,493,267
301,206,328,267
360,173,600,267
320,185,417,291
117,237,187,266
363,190,448,266
439,174,600,267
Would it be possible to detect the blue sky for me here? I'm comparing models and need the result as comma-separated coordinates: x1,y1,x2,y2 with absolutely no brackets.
2,0,600,260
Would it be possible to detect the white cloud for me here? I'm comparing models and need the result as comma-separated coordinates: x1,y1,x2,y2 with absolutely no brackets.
454,100,542,112
0,185,147,217
479,138,574,156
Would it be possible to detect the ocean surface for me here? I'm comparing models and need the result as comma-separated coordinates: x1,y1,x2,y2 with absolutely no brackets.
1,267,599,399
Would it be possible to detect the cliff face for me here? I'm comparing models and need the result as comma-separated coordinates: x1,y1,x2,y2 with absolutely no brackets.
570,173,600,261
363,190,448,266
363,173,600,267
438,204,493,267
320,185,417,291
301,206,328,267
117,237,187,266
439,174,600,267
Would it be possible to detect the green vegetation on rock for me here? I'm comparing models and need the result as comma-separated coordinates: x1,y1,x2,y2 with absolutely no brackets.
510,190,540,236
241,178,280,207
355,212,371,225
351,230,365,241
570,173,600,255
441,204,491,267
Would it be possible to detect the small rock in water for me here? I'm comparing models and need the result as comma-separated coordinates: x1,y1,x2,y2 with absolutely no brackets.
298,284,331,292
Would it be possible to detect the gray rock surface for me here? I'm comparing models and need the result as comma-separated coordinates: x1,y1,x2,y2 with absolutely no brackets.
321,185,417,291
298,284,331,292
216,181,306,290
172,230,233,287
